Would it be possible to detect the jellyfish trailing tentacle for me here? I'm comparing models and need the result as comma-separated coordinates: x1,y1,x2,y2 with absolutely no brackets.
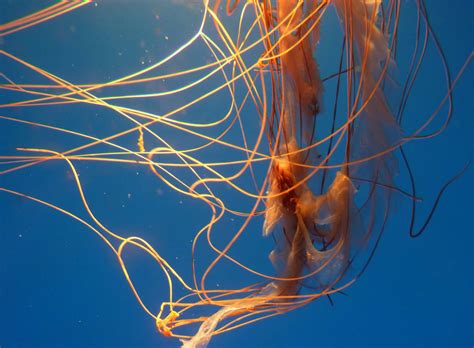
181,1,404,346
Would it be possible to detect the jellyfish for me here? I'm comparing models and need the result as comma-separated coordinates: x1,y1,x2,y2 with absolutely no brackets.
0,1,471,347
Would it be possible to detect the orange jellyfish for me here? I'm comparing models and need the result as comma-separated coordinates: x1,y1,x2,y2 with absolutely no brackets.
0,1,471,347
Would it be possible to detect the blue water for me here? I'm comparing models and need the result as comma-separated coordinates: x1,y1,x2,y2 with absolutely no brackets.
0,1,472,347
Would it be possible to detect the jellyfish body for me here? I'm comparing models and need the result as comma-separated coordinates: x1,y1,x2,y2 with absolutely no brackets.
181,1,403,346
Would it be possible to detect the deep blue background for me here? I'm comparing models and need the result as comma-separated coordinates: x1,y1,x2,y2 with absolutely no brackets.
1,1,472,347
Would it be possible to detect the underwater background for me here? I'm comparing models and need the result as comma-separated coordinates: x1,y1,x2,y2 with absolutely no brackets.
0,1,472,347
